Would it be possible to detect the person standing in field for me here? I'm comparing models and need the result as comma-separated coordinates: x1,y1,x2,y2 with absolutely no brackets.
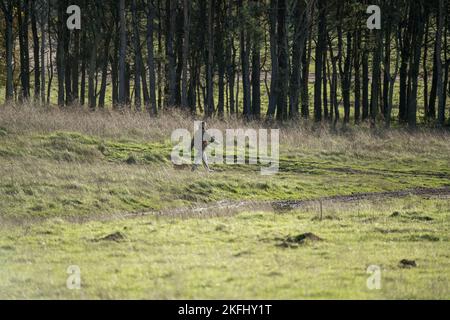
191,121,215,172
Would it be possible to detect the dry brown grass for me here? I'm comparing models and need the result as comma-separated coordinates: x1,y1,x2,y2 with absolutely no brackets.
1,102,449,158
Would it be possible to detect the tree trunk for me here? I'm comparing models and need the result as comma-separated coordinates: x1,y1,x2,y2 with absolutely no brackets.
266,0,278,119
226,25,236,115
354,29,361,124
437,0,446,126
328,33,339,127
88,27,98,110
56,0,66,106
72,29,80,104
166,0,177,107
362,31,369,121
147,0,157,115
181,0,190,109
98,35,111,109
18,0,31,101
1,0,14,101
383,16,392,121
399,9,412,123
370,28,383,126
40,0,47,104
301,34,312,118
289,0,311,119
31,0,40,101
240,0,251,119
118,0,127,106
251,41,261,119
131,0,142,111
342,31,352,124
314,0,326,122
407,2,425,128
276,0,288,121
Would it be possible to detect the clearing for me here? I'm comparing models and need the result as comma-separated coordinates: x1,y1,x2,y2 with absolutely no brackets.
0,107,449,299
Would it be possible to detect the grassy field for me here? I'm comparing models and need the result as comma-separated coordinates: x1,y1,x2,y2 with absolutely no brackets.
0,105,449,299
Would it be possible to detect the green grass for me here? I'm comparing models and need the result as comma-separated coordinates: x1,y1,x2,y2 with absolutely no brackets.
0,196,449,299
0,107,449,299
1,129,449,221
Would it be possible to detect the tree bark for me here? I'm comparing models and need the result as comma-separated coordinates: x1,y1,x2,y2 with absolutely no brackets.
1,0,14,101
437,0,446,125
276,0,288,121
31,0,40,101
314,0,326,122
131,0,142,111
146,0,157,115
118,0,127,106
56,0,66,106
181,0,190,109
266,0,278,119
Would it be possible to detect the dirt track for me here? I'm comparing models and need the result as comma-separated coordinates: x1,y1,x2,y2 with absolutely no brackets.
134,186,450,219
3,186,449,226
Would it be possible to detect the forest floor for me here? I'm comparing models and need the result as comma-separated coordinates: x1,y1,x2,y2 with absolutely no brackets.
0,106,449,299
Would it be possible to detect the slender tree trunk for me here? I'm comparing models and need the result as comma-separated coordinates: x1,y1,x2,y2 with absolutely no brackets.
88,27,98,110
443,20,448,119
181,0,190,109
383,17,392,121
166,0,177,107
301,34,312,118
407,2,425,128
1,0,14,101
71,30,80,104
18,0,31,101
328,33,339,127
370,28,383,126
362,32,369,121
251,41,261,119
157,0,163,110
423,12,430,119
354,29,361,124
118,0,127,106
240,0,251,119
64,20,72,105
289,0,311,119
131,0,142,111
56,0,66,106
226,34,236,115
111,16,119,108
437,0,446,125
314,0,326,122
267,0,278,119
80,28,87,106
146,0,157,115
47,6,53,105
399,9,412,123
276,0,288,121
98,35,111,109
386,27,401,128
342,31,352,124
31,0,40,101
40,0,47,104
216,0,226,118
205,0,215,116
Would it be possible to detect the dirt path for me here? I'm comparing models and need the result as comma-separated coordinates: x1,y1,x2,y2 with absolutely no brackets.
3,186,449,226
126,186,450,219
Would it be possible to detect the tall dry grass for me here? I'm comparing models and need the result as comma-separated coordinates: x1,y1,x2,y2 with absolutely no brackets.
1,102,449,158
